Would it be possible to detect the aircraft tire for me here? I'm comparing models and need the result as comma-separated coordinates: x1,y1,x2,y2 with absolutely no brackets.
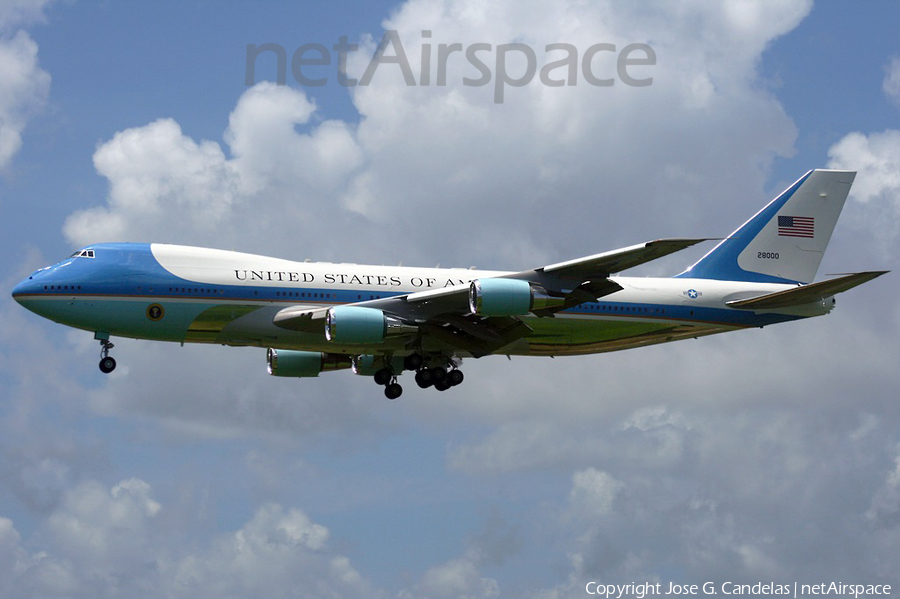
434,379,451,392
384,383,403,399
404,353,424,371
374,367,393,386
99,357,116,374
430,367,447,382
448,369,464,386
415,369,433,388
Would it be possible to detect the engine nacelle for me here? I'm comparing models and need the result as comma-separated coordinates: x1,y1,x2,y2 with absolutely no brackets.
325,306,417,344
266,349,351,377
468,278,565,316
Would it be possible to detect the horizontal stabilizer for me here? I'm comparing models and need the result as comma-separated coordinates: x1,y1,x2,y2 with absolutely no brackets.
726,271,888,310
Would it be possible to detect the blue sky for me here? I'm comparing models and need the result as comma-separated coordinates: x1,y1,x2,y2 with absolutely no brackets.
2,1,900,597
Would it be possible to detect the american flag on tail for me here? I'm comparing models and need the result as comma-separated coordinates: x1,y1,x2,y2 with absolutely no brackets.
778,215,814,238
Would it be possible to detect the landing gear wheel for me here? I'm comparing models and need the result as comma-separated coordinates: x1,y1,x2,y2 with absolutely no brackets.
99,356,117,374
430,367,447,382
448,369,464,386
384,383,403,399
434,379,451,392
403,353,424,371
373,367,393,386
97,337,116,374
415,369,434,388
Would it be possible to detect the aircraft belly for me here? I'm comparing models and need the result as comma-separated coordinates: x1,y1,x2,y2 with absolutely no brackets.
35,297,742,359
216,304,319,348
217,309,737,357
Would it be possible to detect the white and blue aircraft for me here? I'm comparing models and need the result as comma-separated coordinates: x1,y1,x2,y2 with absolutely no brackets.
12,170,887,398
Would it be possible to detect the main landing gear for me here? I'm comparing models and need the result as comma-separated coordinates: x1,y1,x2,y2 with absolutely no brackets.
414,366,464,391
372,353,464,399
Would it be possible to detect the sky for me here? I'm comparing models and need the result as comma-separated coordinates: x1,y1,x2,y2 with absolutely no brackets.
1,0,900,597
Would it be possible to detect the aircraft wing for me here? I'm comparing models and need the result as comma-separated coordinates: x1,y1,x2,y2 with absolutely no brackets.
503,238,711,302
525,238,712,281
273,238,711,355
726,271,888,310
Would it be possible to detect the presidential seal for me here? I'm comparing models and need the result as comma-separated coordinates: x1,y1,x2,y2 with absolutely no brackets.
146,303,165,321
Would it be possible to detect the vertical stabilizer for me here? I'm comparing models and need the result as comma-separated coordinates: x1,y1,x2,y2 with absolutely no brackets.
677,169,856,284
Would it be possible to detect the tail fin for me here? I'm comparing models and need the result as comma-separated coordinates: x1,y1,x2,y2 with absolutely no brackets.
677,169,856,284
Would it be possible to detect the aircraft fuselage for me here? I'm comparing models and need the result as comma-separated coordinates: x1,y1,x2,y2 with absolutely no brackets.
12,243,824,358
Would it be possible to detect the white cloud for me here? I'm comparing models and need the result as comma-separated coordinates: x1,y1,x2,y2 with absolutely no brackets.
535,399,900,585
0,0,51,170
63,83,364,260
64,117,241,243
1,479,373,598
0,0,51,31
414,557,500,599
226,83,361,194
0,517,28,595
569,468,623,516
0,29,50,171
333,0,811,266
170,502,371,599
827,129,900,253
884,56,900,108
402,532,508,599
867,444,900,524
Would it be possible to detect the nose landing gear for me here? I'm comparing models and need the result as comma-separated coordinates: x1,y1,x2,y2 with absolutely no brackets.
96,333,116,374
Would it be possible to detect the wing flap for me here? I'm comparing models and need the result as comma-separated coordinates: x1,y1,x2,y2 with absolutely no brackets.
726,271,888,310
405,286,468,303
273,305,329,332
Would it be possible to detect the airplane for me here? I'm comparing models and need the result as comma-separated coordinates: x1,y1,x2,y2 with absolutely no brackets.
12,169,887,399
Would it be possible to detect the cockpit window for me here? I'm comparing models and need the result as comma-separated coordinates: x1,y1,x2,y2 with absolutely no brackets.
69,249,95,259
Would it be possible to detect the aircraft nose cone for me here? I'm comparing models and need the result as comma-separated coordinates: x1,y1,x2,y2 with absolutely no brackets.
11,275,41,304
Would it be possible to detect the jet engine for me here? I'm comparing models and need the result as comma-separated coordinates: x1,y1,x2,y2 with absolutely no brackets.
324,306,417,344
468,278,565,316
266,348,351,377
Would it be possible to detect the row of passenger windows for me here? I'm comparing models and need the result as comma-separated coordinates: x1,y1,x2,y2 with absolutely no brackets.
584,304,666,314
168,287,225,295
165,287,342,300
45,285,82,291
274,291,335,299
